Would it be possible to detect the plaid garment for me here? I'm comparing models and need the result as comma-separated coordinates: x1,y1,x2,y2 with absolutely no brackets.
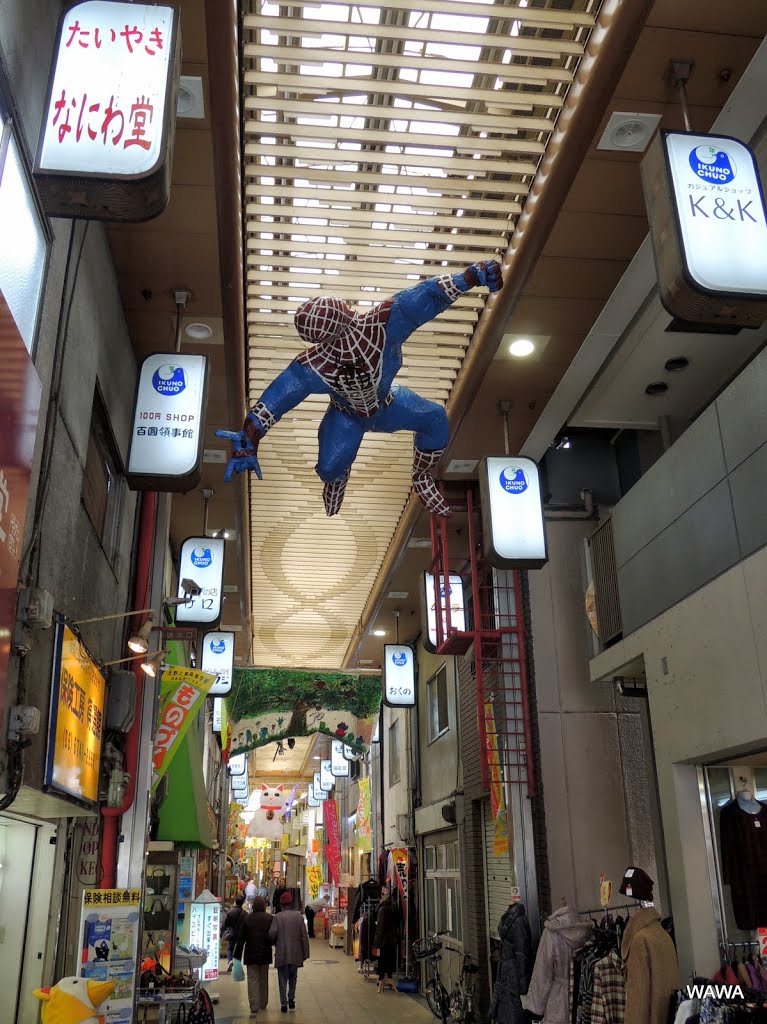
590,950,626,1024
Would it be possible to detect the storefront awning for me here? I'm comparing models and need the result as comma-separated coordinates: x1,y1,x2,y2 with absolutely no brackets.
156,718,214,849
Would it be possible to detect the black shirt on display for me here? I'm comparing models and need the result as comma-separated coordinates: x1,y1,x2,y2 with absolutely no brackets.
720,798,767,929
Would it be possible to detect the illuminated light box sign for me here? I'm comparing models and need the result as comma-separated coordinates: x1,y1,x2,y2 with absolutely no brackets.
319,759,334,792
641,130,767,327
176,536,225,627
202,630,235,696
35,1,180,221
212,697,223,734
127,353,209,492
331,739,350,777
229,753,247,777
307,784,321,807
383,645,416,708
313,773,329,800
421,571,466,654
479,456,547,569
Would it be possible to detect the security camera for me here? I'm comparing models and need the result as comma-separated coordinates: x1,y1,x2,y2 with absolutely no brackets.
181,578,202,598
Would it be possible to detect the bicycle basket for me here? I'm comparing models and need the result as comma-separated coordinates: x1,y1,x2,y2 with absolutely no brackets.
413,936,443,960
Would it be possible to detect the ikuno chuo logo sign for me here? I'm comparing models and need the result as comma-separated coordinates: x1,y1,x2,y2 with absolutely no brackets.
392,650,407,667
210,637,227,655
689,145,736,184
152,363,187,396
499,465,529,495
191,546,213,569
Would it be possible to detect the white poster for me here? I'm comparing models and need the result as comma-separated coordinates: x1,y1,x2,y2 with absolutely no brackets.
77,888,142,1024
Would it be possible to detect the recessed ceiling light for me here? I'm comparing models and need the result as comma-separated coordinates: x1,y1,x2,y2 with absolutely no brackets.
645,382,669,396
446,459,478,474
185,322,213,340
664,356,689,372
372,629,386,637
388,591,409,599
407,537,432,549
509,338,535,357
359,659,374,665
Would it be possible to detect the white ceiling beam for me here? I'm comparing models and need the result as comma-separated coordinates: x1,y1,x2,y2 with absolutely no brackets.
246,243,492,264
246,221,507,248
245,190,521,217
246,298,479,322
246,266,494,291
245,164,529,198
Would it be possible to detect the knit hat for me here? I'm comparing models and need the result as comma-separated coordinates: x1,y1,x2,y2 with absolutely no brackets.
619,866,654,901
280,891,294,907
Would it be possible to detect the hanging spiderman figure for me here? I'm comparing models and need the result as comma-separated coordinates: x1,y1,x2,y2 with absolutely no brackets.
216,260,503,517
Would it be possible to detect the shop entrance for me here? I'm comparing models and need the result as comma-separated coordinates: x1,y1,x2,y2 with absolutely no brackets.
0,814,58,1023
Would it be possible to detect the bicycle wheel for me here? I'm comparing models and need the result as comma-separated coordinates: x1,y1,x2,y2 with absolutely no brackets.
426,978,449,1021
362,959,372,982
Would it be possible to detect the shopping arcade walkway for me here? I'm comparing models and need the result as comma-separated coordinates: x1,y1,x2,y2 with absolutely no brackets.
213,942,433,1024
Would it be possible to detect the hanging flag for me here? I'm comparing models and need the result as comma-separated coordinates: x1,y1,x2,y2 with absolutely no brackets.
356,777,372,851
324,799,342,885
151,667,216,791
484,702,510,856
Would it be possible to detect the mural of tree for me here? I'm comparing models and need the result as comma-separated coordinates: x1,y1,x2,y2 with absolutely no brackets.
226,668,381,753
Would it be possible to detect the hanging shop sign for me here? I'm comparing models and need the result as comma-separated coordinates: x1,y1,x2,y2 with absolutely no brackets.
356,777,372,851
388,848,410,908
0,293,43,720
126,354,209,492
330,739,350,777
202,630,235,696
212,697,223,734
421,571,466,653
641,131,767,327
151,666,216,791
77,888,142,1024
484,703,510,857
311,777,328,803
189,890,220,982
229,753,247,777
479,456,547,570
175,536,225,627
307,864,324,900
179,856,194,901
324,799,342,886
35,1,180,221
383,644,416,708
45,619,106,805
319,759,334,792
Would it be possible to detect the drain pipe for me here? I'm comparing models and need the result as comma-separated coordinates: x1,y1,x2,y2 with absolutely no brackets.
344,0,654,669
100,491,157,889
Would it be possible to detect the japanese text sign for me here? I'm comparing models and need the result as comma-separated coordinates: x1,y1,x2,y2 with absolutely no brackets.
319,759,334,792
175,536,225,627
307,864,324,900
330,739,350,777
324,799,342,886
36,2,179,221
78,888,141,1023
479,457,547,569
151,666,216,791
383,644,416,707
202,630,235,696
311,776,328,802
127,354,209,492
45,620,106,805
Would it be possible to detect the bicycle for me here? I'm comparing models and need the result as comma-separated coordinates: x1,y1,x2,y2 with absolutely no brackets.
447,953,478,1024
413,932,450,1023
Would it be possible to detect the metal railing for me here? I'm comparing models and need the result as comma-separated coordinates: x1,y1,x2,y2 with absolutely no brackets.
587,517,622,647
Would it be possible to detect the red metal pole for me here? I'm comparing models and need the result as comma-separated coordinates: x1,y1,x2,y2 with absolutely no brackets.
100,491,157,888
466,489,489,789
513,570,536,799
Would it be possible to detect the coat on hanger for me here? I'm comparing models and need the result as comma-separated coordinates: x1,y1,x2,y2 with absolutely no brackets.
621,908,678,1024
523,906,591,1024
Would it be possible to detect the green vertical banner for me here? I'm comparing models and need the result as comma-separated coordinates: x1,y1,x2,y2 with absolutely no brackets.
152,667,216,791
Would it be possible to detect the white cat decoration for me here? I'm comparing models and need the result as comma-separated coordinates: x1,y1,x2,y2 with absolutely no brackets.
246,784,286,840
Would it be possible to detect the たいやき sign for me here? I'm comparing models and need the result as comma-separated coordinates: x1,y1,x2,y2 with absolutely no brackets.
127,353,209,491
35,2,180,221
479,456,547,569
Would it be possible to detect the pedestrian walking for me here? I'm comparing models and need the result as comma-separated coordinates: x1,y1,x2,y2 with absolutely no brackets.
222,896,246,972
233,896,274,1017
373,887,400,992
269,891,310,1012
272,876,289,914
304,893,330,938
245,878,257,906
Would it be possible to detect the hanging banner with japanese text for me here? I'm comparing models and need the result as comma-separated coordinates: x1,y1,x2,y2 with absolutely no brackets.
77,888,141,1024
356,777,372,851
484,703,510,856
388,848,409,907
307,864,324,900
151,667,216,791
45,619,106,805
324,799,342,886
35,1,180,221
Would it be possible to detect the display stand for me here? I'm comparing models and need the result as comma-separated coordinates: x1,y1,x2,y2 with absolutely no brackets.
143,852,180,974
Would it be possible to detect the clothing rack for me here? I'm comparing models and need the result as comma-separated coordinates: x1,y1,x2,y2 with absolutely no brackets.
577,903,638,916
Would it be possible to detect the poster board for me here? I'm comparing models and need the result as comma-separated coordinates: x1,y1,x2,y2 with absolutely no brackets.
77,888,142,1024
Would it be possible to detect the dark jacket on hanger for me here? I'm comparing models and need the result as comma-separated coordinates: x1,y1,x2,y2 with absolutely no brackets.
621,908,678,1024
490,903,533,1024
720,798,767,929
233,909,274,966
352,878,381,923
374,900,400,950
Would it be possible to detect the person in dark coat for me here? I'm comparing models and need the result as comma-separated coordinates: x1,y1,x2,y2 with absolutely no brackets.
223,896,246,972
269,891,311,1011
233,896,274,1015
272,876,290,914
489,902,533,1024
373,888,400,992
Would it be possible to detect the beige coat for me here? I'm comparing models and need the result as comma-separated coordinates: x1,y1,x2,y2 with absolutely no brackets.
621,908,678,1024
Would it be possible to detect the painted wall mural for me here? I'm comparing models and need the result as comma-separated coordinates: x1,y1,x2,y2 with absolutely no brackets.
227,667,381,756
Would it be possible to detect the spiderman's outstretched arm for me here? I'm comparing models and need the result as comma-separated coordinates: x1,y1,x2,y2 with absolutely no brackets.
385,260,503,344
216,360,319,482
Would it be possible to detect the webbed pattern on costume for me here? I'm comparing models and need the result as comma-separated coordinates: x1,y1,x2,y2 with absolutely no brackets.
251,400,276,433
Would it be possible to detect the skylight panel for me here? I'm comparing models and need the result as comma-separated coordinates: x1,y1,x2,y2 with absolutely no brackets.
430,13,488,34
344,64,373,77
340,116,367,129
355,7,381,25
398,68,418,83
404,146,453,159
410,121,459,137
300,62,345,77
425,42,481,61
302,4,351,23
261,58,279,72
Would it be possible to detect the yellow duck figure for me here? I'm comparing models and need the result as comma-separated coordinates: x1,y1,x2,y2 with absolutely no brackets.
33,976,115,1024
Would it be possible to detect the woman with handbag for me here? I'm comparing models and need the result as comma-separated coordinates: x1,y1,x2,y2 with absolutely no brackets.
222,897,246,972
233,896,274,1016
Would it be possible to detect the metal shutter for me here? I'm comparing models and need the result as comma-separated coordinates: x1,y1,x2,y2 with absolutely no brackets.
483,799,514,939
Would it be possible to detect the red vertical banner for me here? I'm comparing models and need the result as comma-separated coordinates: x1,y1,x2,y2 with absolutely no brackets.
0,292,42,723
324,799,342,886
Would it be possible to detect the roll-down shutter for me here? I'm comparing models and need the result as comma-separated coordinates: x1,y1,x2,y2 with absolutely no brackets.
483,798,514,939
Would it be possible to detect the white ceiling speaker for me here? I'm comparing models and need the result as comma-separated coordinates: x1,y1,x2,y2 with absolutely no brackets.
597,112,662,153
177,76,205,120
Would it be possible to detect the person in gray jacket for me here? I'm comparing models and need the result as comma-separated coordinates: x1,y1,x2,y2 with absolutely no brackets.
269,891,310,1011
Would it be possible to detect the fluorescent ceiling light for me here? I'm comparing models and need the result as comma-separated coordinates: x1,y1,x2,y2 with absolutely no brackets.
372,629,386,637
184,322,213,340
509,338,535,357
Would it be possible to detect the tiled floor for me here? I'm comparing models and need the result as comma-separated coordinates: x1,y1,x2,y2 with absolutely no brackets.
210,943,431,1024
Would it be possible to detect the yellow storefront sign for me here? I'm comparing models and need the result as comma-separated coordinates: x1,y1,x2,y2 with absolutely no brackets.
46,622,106,804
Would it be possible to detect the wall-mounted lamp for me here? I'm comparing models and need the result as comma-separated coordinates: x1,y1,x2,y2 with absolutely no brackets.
102,648,170,677
128,610,157,653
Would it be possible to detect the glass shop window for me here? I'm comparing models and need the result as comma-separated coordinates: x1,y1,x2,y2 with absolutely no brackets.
388,719,401,787
424,838,462,942
82,389,124,564
428,666,449,742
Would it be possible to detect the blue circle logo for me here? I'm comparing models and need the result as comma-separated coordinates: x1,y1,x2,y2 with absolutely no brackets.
439,584,452,599
191,546,212,568
689,146,736,184
210,638,226,655
500,466,529,494
152,363,187,396
392,651,407,667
